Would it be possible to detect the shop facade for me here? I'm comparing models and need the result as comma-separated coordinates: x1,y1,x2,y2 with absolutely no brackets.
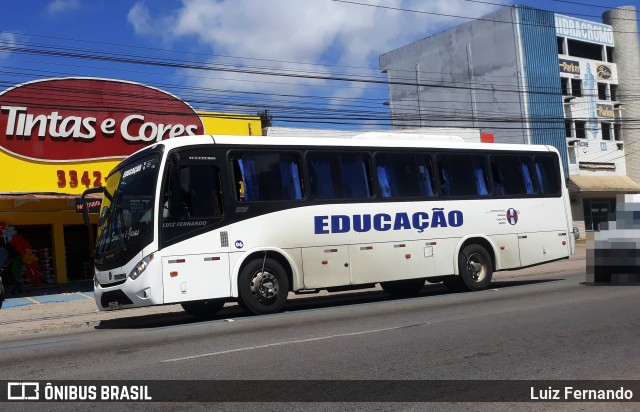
0,77,261,285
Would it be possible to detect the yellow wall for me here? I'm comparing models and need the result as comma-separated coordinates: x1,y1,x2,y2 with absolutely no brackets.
0,151,120,194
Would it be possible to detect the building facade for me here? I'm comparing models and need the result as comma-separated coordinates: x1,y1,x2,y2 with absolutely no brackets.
0,77,261,285
379,5,640,237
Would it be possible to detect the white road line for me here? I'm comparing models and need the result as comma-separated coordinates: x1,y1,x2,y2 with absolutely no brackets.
163,324,421,363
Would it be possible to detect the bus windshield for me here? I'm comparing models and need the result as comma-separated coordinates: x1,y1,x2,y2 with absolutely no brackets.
95,154,161,259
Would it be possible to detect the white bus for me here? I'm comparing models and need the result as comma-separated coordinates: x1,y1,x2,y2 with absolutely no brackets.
82,133,576,317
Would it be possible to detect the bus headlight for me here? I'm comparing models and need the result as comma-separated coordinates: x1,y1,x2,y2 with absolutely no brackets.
129,254,153,280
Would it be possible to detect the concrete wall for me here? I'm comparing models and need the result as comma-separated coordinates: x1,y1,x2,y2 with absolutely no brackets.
379,7,528,144
603,6,640,185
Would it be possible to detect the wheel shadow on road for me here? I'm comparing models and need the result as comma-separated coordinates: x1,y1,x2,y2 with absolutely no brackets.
94,278,563,331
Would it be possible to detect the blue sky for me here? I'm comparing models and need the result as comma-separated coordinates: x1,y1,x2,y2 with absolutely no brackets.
1,0,638,129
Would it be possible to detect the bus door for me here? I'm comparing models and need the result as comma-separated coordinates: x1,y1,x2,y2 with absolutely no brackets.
160,149,231,303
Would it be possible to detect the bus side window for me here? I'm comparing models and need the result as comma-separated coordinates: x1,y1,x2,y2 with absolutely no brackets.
437,154,489,197
490,157,505,196
231,152,304,202
308,153,372,200
340,154,372,199
164,165,223,219
188,165,223,217
534,155,561,195
376,153,436,198
308,154,339,199
491,155,536,196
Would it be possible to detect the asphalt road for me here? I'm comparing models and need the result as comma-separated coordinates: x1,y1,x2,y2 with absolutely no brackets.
1,259,639,411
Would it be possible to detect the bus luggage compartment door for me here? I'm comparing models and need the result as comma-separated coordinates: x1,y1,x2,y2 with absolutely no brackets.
517,231,569,267
349,241,435,284
162,253,231,303
301,246,350,289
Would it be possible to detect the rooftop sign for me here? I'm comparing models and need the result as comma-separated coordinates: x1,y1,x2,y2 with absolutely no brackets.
0,78,204,162
555,14,614,47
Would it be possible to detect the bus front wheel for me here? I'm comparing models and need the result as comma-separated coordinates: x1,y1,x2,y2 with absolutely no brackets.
181,299,226,318
444,244,493,292
238,257,289,315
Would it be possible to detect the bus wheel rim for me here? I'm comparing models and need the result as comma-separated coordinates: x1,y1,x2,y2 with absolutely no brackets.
466,253,486,282
250,271,279,303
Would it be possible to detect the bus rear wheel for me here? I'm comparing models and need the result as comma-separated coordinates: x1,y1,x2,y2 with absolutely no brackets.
444,244,493,292
181,299,226,318
238,257,289,315
381,278,426,297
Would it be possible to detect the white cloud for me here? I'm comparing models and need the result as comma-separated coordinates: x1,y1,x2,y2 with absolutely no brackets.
127,2,153,35
0,32,17,59
128,0,498,102
48,0,80,14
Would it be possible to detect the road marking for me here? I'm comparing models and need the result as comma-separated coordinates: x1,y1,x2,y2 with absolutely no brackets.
163,324,425,362
24,297,40,304
0,338,81,351
78,293,94,299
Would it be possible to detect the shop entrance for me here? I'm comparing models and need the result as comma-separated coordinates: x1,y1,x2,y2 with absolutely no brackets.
64,224,96,281
8,225,55,285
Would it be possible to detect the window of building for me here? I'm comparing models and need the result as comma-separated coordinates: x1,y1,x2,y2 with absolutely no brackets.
561,77,569,96
436,154,489,197
375,153,436,198
308,152,372,200
567,39,603,60
583,198,615,231
565,120,573,138
231,152,303,202
606,46,614,63
568,146,578,165
571,78,582,97
610,84,618,101
557,37,565,54
575,121,586,139
490,155,535,196
614,123,622,141
601,122,612,140
598,83,608,100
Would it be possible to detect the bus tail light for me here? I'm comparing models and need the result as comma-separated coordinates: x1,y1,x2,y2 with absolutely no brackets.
129,254,153,280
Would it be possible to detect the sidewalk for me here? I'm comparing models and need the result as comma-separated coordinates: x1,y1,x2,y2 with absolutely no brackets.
2,280,95,309
0,241,587,336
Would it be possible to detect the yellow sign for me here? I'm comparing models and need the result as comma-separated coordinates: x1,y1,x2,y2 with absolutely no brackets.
198,111,262,136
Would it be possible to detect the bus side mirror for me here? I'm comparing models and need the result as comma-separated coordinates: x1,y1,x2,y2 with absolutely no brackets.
81,186,105,225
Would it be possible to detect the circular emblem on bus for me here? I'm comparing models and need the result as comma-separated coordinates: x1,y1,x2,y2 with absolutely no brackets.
235,240,244,249
506,208,519,225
